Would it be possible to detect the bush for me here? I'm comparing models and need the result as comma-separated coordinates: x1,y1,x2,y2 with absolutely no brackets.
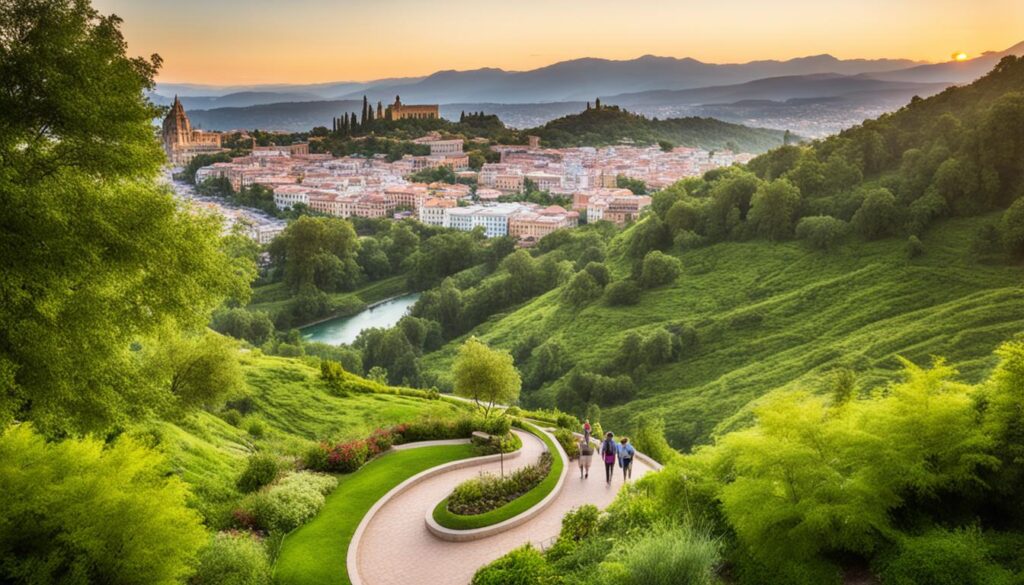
472,544,554,585
631,417,677,465
246,418,267,438
603,524,721,585
795,216,847,251
605,280,641,306
244,471,337,533
553,428,580,459
560,505,600,542
875,529,1013,585
555,413,578,430
448,453,553,515
906,235,925,259
221,409,243,427
639,250,682,288
190,533,272,585
237,454,280,493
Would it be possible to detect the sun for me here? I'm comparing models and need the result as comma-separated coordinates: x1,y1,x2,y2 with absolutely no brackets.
953,52,969,62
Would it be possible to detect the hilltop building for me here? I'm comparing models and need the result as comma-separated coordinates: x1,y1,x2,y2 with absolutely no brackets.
161,96,224,165
386,96,439,120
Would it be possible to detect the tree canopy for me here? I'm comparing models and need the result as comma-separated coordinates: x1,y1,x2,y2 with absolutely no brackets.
452,337,521,416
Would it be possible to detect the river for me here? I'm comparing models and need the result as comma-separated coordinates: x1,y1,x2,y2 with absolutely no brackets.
300,293,421,345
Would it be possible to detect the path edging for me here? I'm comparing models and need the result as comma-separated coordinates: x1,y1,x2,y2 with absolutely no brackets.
424,425,570,542
346,436,525,585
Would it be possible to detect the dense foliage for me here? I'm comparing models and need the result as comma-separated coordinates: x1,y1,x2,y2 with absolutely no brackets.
447,452,553,515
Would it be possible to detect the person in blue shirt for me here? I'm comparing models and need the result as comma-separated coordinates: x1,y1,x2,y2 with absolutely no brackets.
617,437,636,481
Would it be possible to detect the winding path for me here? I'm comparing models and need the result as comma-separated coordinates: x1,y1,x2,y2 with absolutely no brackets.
352,428,658,585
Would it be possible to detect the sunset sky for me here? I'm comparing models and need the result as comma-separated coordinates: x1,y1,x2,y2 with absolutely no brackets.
92,0,1024,85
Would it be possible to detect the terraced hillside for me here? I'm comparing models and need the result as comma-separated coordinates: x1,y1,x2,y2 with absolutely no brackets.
420,214,1024,449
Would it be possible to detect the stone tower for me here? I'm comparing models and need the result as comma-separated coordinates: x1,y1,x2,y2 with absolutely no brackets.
162,95,192,153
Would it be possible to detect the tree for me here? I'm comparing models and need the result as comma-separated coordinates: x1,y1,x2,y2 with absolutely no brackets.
1000,197,1024,258
852,187,901,240
748,178,802,241
605,280,641,306
639,251,682,288
269,216,361,293
0,425,207,584
795,216,848,251
562,270,602,307
0,0,249,434
144,330,246,413
452,337,521,416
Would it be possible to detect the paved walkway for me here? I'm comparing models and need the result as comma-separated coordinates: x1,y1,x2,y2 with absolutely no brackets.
354,429,656,585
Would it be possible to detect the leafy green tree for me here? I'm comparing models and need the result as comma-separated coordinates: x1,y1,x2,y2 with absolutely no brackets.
706,170,762,240
453,337,521,416
0,0,249,434
605,280,642,306
748,179,802,241
616,175,648,195
795,216,848,251
0,424,207,584
144,330,246,413
1000,197,1024,258
639,251,682,288
562,270,602,307
269,216,361,293
852,187,901,240
356,237,391,281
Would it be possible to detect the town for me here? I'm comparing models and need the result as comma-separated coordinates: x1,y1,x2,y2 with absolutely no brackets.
163,96,754,245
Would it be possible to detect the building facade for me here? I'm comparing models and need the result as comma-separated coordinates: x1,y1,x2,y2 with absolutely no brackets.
386,96,439,120
161,96,224,165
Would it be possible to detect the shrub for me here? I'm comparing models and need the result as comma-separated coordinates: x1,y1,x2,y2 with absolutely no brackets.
605,280,641,306
631,417,677,465
246,419,267,438
190,532,272,585
906,235,925,259
448,453,553,515
553,428,579,459
472,544,554,585
875,529,1013,585
795,216,847,251
237,454,280,494
221,409,243,427
245,471,337,533
561,270,601,307
555,413,578,429
560,505,600,542
604,524,721,585
639,250,682,288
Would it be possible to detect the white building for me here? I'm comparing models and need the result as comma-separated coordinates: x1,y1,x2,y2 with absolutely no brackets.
444,203,530,238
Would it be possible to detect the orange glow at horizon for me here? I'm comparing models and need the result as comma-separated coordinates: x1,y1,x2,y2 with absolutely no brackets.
91,0,1024,85
954,52,970,61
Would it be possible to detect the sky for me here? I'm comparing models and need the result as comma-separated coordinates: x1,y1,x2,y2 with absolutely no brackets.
92,0,1024,85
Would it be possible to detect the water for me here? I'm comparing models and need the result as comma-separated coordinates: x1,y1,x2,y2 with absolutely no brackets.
301,293,421,345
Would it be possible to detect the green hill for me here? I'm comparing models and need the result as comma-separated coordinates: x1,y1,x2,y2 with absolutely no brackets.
419,214,1024,449
526,104,788,153
143,352,464,524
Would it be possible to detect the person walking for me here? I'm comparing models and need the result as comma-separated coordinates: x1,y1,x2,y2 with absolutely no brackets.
618,437,636,481
600,432,617,484
578,438,593,479
583,419,592,444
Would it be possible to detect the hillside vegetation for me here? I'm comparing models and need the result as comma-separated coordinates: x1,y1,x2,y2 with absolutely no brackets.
529,103,787,152
419,214,1024,448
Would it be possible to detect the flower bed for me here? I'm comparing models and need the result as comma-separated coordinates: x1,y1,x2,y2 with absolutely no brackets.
447,452,552,515
431,420,566,530
303,414,515,474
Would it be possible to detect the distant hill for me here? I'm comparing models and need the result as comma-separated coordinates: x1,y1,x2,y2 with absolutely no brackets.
149,91,325,110
337,54,926,104
184,99,362,131
604,73,949,107
526,105,787,152
866,40,1024,84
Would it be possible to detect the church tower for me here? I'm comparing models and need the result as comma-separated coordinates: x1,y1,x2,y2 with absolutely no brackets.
162,96,192,154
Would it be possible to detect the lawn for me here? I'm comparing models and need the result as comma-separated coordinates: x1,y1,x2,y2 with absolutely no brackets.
273,444,478,585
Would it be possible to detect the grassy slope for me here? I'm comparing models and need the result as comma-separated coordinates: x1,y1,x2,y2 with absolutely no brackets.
148,352,462,522
420,214,1024,449
273,443,478,585
248,274,409,320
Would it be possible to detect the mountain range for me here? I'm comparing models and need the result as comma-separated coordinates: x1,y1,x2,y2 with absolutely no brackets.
161,42,1024,135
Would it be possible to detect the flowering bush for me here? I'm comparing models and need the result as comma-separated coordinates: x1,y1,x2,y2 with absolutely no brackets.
240,471,337,533
447,453,552,515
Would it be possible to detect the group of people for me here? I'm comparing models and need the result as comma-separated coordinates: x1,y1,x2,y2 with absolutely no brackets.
577,419,636,483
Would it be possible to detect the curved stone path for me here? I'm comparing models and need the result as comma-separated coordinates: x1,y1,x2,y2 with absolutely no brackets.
353,428,657,585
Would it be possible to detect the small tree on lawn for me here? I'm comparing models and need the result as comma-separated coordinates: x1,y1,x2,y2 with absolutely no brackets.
453,337,521,417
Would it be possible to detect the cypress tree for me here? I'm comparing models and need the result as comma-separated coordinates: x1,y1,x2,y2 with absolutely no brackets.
361,96,369,126
460,110,465,123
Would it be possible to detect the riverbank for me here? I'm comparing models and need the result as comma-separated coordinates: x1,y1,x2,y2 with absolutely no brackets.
247,275,410,328
301,292,421,346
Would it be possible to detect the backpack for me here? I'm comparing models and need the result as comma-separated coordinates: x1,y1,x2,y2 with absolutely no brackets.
602,440,616,463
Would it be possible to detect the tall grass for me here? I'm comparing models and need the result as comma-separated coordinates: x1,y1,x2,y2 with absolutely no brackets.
612,523,721,585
